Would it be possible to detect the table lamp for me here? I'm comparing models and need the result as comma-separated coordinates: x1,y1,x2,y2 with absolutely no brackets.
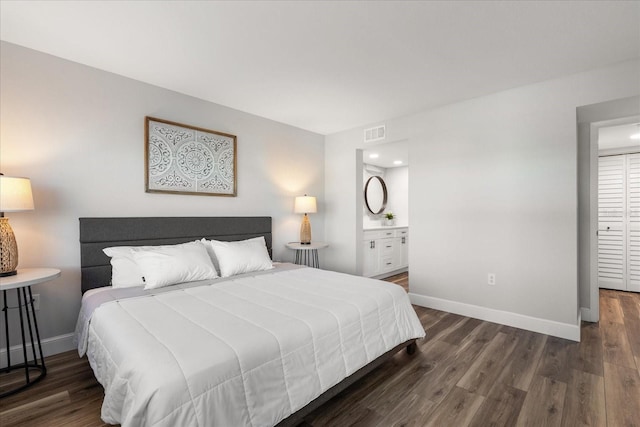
0,175,35,276
294,195,317,245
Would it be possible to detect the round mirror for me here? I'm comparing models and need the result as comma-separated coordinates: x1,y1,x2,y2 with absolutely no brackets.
364,176,388,215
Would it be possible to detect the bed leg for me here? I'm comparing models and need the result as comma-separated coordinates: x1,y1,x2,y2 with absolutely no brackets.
406,342,417,355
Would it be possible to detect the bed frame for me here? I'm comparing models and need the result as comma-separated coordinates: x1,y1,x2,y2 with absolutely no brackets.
79,216,272,293
78,216,417,426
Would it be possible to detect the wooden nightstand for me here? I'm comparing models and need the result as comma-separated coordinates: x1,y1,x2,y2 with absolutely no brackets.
285,242,328,268
0,268,60,397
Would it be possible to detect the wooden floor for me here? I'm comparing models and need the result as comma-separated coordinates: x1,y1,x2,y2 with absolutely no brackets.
1,274,639,427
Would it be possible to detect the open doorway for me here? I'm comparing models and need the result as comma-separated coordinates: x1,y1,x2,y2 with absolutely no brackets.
596,123,640,292
577,95,640,323
359,140,410,288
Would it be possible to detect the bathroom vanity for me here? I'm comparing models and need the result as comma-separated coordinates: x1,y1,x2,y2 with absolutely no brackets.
362,226,408,278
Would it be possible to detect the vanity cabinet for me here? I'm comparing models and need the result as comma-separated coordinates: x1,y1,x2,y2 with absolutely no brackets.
363,227,408,278
398,228,408,267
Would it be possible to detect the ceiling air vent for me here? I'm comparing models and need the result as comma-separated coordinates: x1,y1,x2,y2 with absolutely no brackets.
364,125,386,143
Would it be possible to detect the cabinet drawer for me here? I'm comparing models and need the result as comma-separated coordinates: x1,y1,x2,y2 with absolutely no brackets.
380,240,395,254
381,257,395,270
363,229,395,240
395,228,408,237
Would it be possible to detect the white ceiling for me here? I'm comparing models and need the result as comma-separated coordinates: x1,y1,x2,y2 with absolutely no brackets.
598,123,640,151
1,1,639,135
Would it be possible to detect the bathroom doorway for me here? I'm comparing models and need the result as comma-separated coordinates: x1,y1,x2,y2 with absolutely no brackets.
359,140,410,287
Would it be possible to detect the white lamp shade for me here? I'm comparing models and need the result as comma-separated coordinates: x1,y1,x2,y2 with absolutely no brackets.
0,176,35,212
294,195,317,214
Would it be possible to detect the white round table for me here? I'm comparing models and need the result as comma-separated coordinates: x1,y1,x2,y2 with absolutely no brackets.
285,242,328,268
0,268,60,397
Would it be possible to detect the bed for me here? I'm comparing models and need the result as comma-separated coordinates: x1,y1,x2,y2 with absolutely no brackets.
75,217,425,427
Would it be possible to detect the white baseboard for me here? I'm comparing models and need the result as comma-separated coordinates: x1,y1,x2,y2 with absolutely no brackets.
0,333,76,368
409,293,581,342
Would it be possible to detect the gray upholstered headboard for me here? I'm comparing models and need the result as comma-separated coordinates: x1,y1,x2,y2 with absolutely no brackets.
79,217,272,293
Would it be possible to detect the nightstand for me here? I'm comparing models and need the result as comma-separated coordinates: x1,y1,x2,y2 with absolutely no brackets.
0,268,60,397
285,242,328,268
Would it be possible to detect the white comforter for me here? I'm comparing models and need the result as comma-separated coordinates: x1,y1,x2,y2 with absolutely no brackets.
75,265,425,427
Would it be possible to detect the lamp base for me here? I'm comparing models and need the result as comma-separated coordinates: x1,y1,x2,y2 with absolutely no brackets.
0,270,17,277
300,214,312,245
0,217,19,276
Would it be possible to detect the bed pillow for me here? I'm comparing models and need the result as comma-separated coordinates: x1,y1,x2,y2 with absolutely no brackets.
204,236,273,278
131,241,218,290
103,246,148,288
103,242,214,288
200,238,221,274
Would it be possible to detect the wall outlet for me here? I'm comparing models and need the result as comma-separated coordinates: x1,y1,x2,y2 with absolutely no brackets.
32,294,40,311
488,273,496,286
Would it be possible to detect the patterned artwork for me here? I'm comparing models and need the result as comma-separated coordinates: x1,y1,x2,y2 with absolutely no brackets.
145,117,237,196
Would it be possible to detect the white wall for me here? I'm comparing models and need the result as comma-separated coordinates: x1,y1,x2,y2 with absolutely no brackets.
0,42,325,355
324,59,640,340
384,166,408,227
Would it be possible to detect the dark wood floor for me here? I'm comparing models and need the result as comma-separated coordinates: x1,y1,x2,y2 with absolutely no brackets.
1,274,638,427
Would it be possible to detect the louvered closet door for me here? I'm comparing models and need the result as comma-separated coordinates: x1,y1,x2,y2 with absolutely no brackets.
627,153,640,292
598,155,626,290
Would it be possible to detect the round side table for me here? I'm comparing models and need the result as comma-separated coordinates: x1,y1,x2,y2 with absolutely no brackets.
285,242,328,268
0,268,60,397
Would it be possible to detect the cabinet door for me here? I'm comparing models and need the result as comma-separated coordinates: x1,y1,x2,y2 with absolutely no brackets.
598,155,626,290
392,237,403,269
400,235,409,268
362,240,379,277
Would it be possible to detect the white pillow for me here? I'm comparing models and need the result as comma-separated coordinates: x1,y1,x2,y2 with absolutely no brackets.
203,237,273,278
131,241,218,290
103,246,148,288
200,237,221,273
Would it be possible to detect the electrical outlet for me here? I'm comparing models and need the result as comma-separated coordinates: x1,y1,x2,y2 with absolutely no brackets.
32,294,40,311
488,273,496,286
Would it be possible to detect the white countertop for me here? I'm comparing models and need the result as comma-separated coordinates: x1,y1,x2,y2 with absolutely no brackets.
363,225,409,231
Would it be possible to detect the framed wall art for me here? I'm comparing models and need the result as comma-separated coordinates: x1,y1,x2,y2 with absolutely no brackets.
145,117,237,197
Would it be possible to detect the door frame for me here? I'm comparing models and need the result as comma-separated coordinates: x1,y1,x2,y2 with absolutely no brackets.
577,95,640,323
